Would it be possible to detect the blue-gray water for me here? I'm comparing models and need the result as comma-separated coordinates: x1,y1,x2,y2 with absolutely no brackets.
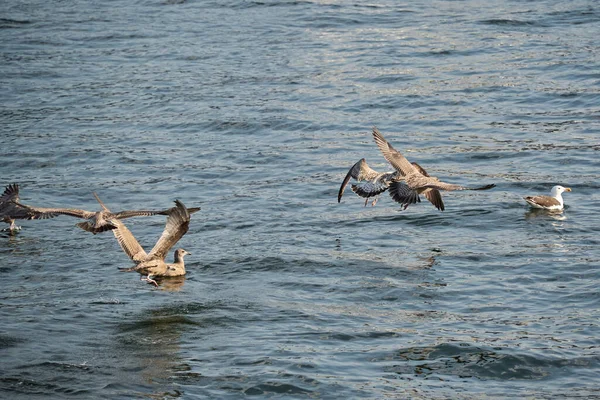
1,0,599,398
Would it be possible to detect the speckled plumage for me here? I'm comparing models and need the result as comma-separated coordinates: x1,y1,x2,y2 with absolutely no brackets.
109,197,199,282
372,127,496,211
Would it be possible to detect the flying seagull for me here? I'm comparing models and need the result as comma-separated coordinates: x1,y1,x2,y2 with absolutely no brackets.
371,127,496,211
338,158,400,206
108,197,199,286
15,192,174,234
524,185,571,211
338,158,432,206
1,183,57,232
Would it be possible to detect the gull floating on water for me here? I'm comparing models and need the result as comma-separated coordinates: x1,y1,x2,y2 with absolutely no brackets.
371,127,496,211
1,183,57,232
107,197,199,286
524,185,571,211
16,192,173,234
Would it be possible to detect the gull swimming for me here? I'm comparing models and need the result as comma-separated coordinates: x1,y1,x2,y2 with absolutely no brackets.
16,192,173,234
524,185,571,211
372,127,496,211
108,197,199,286
1,183,57,232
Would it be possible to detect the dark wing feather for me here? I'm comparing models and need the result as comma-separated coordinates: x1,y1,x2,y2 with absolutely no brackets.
389,181,421,206
372,127,417,176
17,205,92,219
146,200,193,261
422,181,496,192
1,184,19,203
423,189,445,211
350,181,389,199
112,210,167,219
338,158,380,203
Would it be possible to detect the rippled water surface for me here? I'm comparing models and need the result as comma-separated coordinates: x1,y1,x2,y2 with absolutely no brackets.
1,0,599,398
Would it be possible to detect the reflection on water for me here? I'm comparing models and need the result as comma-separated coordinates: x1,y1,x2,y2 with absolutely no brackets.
524,208,567,221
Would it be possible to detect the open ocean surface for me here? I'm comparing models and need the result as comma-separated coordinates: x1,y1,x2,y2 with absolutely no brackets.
1,0,599,398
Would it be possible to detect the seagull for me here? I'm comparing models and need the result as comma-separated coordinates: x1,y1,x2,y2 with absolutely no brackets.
1,183,57,232
15,192,174,234
371,127,496,211
524,185,571,211
107,196,199,286
338,158,432,206
338,158,400,206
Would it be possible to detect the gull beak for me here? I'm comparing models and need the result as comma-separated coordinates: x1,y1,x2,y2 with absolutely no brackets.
565,187,572,192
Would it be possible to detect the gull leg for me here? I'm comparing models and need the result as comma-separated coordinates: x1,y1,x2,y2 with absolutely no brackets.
141,275,158,287
371,196,378,207
364,197,368,207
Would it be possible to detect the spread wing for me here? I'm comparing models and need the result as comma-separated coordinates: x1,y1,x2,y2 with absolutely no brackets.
388,181,421,206
524,195,561,208
1,184,58,220
350,181,389,199
1,184,19,203
422,181,496,192
423,189,445,211
110,219,148,262
338,158,381,202
146,200,193,261
411,162,430,177
12,204,93,219
372,127,418,176
112,210,168,219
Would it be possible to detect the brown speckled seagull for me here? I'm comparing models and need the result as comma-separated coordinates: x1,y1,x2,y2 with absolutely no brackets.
108,197,199,286
338,158,400,206
15,192,173,234
1,183,57,232
372,127,496,211
338,158,432,207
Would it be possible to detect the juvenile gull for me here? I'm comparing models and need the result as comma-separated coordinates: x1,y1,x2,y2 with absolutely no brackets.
338,158,431,206
372,127,496,211
16,192,173,234
524,185,571,211
0,183,57,232
107,197,199,286
338,158,399,206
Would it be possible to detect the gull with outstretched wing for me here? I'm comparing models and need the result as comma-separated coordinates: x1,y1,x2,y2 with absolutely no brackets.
372,127,496,211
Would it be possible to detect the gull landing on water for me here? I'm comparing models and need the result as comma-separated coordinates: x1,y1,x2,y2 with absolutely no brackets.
371,127,496,211
107,196,199,286
524,185,571,211
1,184,58,232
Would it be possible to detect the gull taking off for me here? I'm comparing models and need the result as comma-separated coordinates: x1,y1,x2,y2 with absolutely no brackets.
524,185,571,211
16,192,172,234
372,127,496,211
108,197,199,286
1,183,57,232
